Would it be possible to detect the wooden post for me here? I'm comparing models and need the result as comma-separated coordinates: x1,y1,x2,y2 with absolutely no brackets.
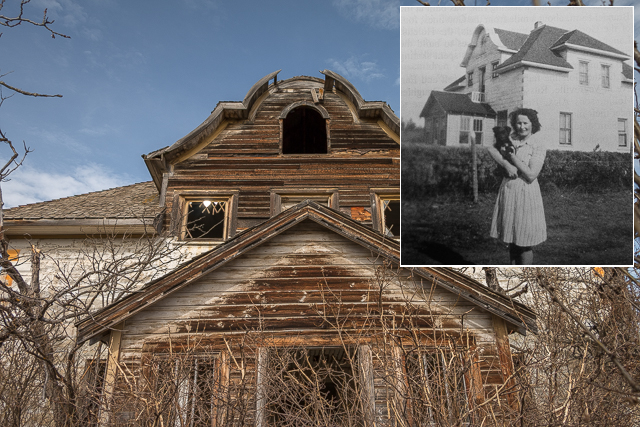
255,347,268,427
358,345,376,427
491,315,519,412
99,322,124,426
470,132,478,203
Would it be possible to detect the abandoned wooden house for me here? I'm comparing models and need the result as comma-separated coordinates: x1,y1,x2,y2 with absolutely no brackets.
3,70,536,425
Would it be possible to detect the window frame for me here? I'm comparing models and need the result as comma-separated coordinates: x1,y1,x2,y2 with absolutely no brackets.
279,101,331,155
472,118,483,145
579,60,589,85
176,191,239,242
370,189,400,239
467,71,473,87
491,60,500,79
459,116,471,145
601,63,611,88
618,118,628,148
559,112,572,146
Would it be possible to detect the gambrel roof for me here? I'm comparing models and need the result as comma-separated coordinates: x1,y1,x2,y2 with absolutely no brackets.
76,201,537,344
142,70,400,190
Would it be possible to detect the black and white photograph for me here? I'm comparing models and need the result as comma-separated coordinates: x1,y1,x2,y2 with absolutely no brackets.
400,6,634,266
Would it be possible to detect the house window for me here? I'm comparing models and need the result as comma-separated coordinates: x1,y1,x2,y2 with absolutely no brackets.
282,106,328,154
371,191,400,239
473,118,483,145
467,71,473,87
262,347,364,426
459,116,471,144
186,200,227,239
405,351,470,425
491,60,500,78
478,67,486,93
180,193,237,241
559,112,572,145
148,355,218,427
618,118,628,147
601,64,610,88
579,61,589,85
497,110,508,127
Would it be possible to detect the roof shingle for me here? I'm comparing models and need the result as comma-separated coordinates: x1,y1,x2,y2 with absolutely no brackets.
4,181,160,220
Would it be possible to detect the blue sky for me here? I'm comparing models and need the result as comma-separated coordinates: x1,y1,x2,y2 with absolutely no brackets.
1,0,637,207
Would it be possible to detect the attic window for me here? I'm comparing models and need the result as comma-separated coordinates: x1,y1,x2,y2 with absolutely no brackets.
282,106,328,154
180,193,238,241
185,200,227,239
371,191,400,239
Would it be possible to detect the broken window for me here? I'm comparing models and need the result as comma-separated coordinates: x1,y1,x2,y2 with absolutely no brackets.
263,347,364,426
371,191,400,239
185,200,227,239
405,351,471,426
382,199,400,238
282,106,328,154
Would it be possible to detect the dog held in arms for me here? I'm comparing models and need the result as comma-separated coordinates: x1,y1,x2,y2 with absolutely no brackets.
492,126,515,159
493,126,517,178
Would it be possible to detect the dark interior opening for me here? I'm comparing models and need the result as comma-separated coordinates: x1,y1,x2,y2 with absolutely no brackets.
282,106,327,154
269,347,358,426
384,200,400,237
186,201,225,239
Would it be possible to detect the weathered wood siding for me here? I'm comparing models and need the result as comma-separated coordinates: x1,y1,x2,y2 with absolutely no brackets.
116,221,507,422
165,76,399,232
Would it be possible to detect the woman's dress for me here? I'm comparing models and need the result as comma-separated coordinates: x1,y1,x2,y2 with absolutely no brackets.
490,135,547,247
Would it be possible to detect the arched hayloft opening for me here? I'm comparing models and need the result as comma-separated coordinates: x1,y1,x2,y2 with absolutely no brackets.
281,103,328,154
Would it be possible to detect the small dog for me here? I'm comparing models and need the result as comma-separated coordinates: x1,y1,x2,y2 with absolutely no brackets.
492,126,515,159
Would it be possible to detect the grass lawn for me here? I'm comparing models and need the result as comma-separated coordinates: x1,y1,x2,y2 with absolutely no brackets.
400,189,633,266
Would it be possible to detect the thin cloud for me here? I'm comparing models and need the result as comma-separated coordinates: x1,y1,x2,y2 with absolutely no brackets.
327,56,385,82
332,0,400,30
3,163,130,208
33,0,88,28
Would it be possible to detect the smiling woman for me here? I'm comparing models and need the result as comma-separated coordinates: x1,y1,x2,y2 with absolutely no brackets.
488,108,547,265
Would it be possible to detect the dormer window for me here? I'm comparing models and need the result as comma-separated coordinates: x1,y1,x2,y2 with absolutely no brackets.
179,192,238,241
185,200,227,239
371,190,400,239
282,106,328,154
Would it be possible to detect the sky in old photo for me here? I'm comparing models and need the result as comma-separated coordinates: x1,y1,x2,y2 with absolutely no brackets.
400,5,635,127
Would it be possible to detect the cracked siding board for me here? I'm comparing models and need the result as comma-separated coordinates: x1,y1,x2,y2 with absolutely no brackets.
115,222,501,382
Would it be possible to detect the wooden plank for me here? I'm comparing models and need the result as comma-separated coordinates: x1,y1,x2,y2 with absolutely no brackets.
492,315,519,412
98,322,124,427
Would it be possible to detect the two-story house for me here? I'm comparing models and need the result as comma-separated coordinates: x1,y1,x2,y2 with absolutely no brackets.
420,22,632,152
3,70,535,425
